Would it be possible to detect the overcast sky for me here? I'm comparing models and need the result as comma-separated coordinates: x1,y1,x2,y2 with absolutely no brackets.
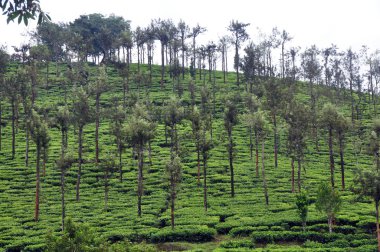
1,0,379,58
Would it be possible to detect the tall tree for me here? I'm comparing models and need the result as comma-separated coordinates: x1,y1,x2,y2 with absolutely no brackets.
55,152,75,231
71,86,93,202
109,104,126,182
280,30,292,79
29,110,50,221
166,155,182,229
335,113,349,190
190,24,207,79
224,99,238,197
200,129,213,211
320,103,340,188
125,103,155,217
286,101,309,192
164,96,184,156
227,20,250,86
343,49,359,122
89,65,109,165
54,106,70,157
178,20,190,79
252,110,271,205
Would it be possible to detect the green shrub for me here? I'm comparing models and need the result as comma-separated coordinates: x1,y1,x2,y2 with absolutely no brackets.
324,239,350,248
220,239,255,249
150,225,216,243
229,226,256,237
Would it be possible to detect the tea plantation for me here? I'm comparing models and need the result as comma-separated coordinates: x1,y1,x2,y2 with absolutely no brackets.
0,62,378,251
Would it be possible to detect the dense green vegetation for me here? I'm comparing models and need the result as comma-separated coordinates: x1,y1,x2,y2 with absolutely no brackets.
1,11,380,251
0,60,379,251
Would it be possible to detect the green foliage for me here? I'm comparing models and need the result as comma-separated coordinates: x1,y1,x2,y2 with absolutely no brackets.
46,218,103,252
150,226,216,243
295,192,310,230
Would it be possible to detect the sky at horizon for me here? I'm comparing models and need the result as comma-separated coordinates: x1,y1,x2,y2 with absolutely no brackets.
0,0,379,61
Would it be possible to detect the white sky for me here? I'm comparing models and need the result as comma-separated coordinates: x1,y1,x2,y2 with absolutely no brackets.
0,0,379,60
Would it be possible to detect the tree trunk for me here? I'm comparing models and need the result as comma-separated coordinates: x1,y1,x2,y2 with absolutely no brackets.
273,114,278,168
104,164,109,211
328,128,335,188
161,42,165,89
235,42,240,86
34,145,41,221
255,130,259,177
60,162,65,231
229,130,235,197
291,158,295,193
376,200,380,252
328,215,333,233
95,94,100,165
76,126,83,202
262,141,269,205
171,190,175,229
249,126,253,160
11,101,15,159
203,151,208,211
137,145,144,217
197,140,201,186
297,158,301,192
119,143,123,182
339,136,345,190
25,129,29,167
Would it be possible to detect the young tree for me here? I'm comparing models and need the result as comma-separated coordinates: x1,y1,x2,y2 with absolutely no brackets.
190,24,207,79
89,65,109,165
353,168,380,251
315,182,342,233
71,86,93,202
54,106,70,156
286,101,309,192
335,113,349,190
3,74,21,159
125,103,155,217
166,155,182,229
29,110,50,221
252,111,271,205
109,104,126,182
227,20,250,86
319,103,339,188
164,96,184,156
295,191,310,231
190,106,202,185
55,152,75,231
200,129,213,211
224,99,238,197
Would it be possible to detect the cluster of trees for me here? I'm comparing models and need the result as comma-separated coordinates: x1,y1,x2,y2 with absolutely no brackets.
2,8,380,249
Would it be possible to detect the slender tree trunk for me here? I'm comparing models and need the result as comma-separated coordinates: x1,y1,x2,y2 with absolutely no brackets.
297,158,301,192
25,130,29,167
328,128,335,188
229,130,235,197
376,200,380,252
76,126,83,202
95,94,100,165
34,145,41,221
171,189,175,229
291,158,295,193
328,215,333,233
235,42,240,86
60,164,65,231
203,151,208,211
137,145,144,217
119,144,123,182
262,141,269,205
339,136,345,190
249,126,253,160
197,140,201,186
161,42,165,89
273,114,278,168
104,164,109,211
11,101,15,159
255,130,259,177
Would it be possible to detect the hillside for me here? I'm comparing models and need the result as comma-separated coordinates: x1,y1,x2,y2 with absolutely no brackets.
0,62,378,251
